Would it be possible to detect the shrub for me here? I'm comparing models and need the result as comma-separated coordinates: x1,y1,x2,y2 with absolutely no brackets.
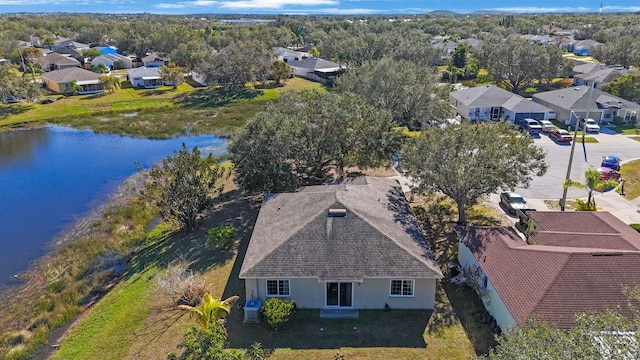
613,116,625,126
207,225,237,250
156,258,207,306
631,224,640,233
575,199,596,211
261,298,295,330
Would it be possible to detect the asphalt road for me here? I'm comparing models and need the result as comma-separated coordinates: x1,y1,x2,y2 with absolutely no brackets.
513,127,640,199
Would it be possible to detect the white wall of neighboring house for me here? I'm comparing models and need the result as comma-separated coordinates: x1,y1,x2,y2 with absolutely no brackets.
458,241,517,330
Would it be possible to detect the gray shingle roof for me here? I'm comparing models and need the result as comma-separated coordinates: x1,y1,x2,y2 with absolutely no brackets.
240,177,443,281
450,85,515,107
127,66,161,79
532,86,640,111
288,57,340,71
35,53,80,66
40,67,101,83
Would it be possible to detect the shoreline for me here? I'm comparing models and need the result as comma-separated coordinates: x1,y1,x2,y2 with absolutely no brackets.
0,170,150,324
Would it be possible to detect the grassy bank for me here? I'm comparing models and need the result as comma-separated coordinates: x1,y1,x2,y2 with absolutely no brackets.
0,77,323,138
620,159,640,200
48,182,501,359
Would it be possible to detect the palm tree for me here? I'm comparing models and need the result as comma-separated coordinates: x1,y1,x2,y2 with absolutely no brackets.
179,293,239,330
564,168,620,210
66,80,82,96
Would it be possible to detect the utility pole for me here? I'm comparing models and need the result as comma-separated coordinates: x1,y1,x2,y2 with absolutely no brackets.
560,112,581,211
560,84,596,211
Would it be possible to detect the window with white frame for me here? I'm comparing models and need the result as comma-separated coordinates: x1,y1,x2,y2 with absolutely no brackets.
390,279,414,297
266,279,290,296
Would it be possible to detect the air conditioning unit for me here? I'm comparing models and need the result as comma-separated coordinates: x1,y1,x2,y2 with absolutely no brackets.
243,299,262,323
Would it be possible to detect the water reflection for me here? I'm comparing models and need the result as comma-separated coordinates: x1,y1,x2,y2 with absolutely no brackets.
0,126,227,286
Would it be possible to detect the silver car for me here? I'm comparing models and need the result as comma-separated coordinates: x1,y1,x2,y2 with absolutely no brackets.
500,191,528,216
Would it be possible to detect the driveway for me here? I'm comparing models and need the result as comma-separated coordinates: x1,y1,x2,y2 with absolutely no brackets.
511,130,640,223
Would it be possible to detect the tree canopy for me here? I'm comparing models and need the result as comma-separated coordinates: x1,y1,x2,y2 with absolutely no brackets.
603,74,640,105
479,35,569,93
145,144,226,231
401,121,547,224
335,57,449,128
159,62,184,89
229,90,401,193
0,63,41,101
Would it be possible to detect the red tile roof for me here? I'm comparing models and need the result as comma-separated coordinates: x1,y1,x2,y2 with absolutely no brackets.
458,211,640,328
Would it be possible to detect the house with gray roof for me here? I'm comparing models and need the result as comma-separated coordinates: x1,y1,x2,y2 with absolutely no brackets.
141,52,167,67
573,66,639,89
127,66,172,88
240,177,443,311
92,53,132,70
40,67,104,95
458,211,640,330
288,57,343,83
450,85,554,122
34,53,81,72
567,39,603,56
532,86,640,125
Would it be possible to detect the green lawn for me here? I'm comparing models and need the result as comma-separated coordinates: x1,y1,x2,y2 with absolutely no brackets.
620,159,640,201
0,77,323,137
51,188,491,360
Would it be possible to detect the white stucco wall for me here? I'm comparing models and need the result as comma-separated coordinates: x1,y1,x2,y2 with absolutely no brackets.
243,277,437,310
458,242,517,330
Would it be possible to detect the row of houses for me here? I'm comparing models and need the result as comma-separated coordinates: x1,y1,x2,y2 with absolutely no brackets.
450,84,640,125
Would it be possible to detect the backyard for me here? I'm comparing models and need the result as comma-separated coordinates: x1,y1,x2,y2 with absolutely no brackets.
50,181,500,360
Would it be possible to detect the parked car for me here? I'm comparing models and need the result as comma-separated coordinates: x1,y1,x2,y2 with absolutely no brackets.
548,129,572,143
580,118,600,133
601,155,621,171
500,191,528,216
539,120,555,133
597,167,621,181
518,118,543,135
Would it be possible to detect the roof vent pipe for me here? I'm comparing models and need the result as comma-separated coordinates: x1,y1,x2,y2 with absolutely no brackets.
328,208,347,217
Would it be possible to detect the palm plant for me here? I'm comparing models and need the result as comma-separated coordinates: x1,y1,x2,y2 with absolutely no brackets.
179,292,239,329
564,168,620,210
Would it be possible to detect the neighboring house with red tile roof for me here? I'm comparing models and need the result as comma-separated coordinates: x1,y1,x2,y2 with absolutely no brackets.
240,177,443,311
457,211,640,330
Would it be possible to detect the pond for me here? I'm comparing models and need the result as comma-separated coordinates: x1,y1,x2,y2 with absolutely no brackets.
0,125,227,286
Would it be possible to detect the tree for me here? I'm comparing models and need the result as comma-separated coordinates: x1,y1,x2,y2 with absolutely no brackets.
592,36,640,68
229,91,400,193
401,121,547,224
167,325,245,360
99,75,120,93
65,79,82,96
82,48,102,61
270,60,291,85
479,35,567,94
603,74,640,104
91,63,109,74
146,144,226,231
335,57,449,128
198,40,272,88
451,43,468,69
486,290,640,360
0,63,41,101
178,293,239,330
308,47,320,58
169,40,214,71
564,168,620,210
160,62,184,89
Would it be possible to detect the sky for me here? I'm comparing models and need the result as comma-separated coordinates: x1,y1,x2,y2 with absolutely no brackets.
0,0,639,15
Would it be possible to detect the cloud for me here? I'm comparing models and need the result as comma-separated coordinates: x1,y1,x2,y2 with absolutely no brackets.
490,6,591,13
219,0,337,9
603,5,640,12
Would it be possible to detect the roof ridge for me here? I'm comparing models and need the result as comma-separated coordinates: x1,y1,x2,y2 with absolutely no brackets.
240,196,337,277
529,254,573,321
347,199,442,277
533,230,621,236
